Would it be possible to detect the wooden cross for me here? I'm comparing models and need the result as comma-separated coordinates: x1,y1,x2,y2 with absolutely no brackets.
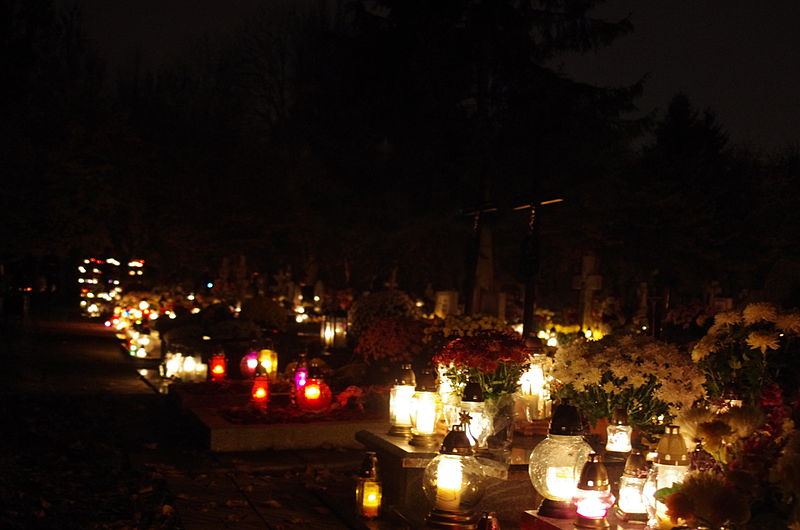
514,198,564,339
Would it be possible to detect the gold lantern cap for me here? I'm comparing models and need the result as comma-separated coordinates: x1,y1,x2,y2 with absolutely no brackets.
254,362,268,378
415,369,437,392
462,378,484,402
359,451,379,479
549,401,584,436
612,408,629,425
395,364,416,386
440,422,474,456
576,453,610,491
623,449,648,477
655,425,689,465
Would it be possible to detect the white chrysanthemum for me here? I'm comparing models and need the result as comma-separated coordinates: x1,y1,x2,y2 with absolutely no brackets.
743,303,778,325
776,313,800,334
692,336,715,362
714,310,742,327
746,331,780,354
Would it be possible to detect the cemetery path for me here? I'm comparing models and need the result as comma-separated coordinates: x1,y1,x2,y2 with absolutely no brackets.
0,318,370,530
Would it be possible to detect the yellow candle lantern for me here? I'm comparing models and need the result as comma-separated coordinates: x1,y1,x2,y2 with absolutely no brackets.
409,369,441,448
422,415,486,528
355,451,382,518
388,364,416,437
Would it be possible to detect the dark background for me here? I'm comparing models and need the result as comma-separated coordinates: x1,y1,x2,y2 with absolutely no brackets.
3,0,799,322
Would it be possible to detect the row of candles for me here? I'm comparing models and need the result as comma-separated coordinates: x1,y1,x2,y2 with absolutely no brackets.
360,364,690,529
161,347,335,413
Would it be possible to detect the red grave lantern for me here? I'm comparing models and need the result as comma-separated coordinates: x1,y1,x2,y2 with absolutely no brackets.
209,353,227,382
297,377,332,412
251,364,270,410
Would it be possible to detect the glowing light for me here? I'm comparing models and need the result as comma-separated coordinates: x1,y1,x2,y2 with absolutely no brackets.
139,301,149,310
305,383,321,400
435,455,463,511
575,490,612,519
206,282,213,288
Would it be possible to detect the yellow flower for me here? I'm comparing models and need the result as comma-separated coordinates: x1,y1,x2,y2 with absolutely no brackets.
602,381,617,394
776,313,800,334
746,331,780,354
743,302,778,325
714,310,741,327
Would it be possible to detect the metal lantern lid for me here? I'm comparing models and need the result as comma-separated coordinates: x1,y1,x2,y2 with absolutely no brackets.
462,379,484,402
612,407,629,425
415,369,437,392
359,451,379,479
623,449,648,477
576,453,610,491
656,425,689,465
548,402,584,436
440,423,474,456
395,364,416,386
254,362,268,378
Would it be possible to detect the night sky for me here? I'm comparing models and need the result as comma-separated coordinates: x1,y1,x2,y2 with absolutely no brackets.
6,0,800,307
77,0,799,152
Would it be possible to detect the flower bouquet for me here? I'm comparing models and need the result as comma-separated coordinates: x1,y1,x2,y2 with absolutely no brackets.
551,335,706,435
433,331,530,463
665,388,799,529
691,303,800,405
433,331,529,400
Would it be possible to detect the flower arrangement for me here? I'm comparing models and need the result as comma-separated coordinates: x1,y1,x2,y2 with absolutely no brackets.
354,317,425,364
422,313,514,360
551,335,706,432
691,302,800,405
664,389,799,529
347,289,421,339
432,331,529,400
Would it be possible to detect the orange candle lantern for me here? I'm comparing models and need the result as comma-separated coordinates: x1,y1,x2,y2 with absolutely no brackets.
297,377,332,412
209,352,227,382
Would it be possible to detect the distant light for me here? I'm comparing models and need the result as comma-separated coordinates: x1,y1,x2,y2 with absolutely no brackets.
187,294,195,301
206,282,213,289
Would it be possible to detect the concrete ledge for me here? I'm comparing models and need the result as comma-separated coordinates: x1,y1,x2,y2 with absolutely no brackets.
190,407,389,452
